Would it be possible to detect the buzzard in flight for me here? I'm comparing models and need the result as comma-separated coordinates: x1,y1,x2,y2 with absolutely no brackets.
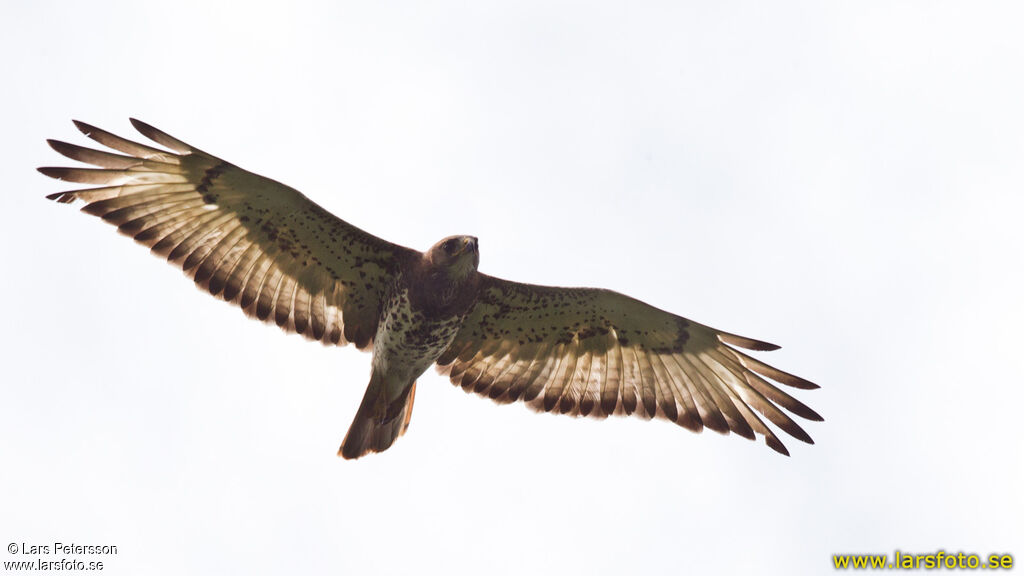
40,119,822,459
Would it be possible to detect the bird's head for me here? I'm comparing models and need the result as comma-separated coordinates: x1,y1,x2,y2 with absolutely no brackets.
427,235,480,277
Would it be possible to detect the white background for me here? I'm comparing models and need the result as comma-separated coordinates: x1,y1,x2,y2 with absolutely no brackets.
2,1,1021,574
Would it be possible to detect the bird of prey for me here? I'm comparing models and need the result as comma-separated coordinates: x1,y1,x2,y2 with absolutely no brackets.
39,119,822,459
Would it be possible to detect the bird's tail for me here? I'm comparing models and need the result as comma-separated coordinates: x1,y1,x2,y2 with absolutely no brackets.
339,371,417,459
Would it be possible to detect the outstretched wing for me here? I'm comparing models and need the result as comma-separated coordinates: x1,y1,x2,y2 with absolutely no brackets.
40,119,419,349
437,276,822,455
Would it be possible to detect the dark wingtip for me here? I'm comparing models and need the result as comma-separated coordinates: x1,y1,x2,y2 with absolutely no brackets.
128,118,182,151
732,420,757,441
37,166,65,179
46,139,82,160
45,191,77,203
790,379,820,390
787,424,814,445
766,435,791,456
718,332,781,351
804,408,825,422
72,119,96,135
128,117,149,132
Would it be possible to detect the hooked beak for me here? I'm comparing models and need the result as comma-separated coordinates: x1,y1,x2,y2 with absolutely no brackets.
460,236,478,254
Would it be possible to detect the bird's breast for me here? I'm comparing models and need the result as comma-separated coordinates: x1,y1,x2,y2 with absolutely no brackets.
371,284,467,393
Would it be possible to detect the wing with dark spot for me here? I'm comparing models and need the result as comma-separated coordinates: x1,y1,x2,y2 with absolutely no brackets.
437,275,822,455
40,119,419,349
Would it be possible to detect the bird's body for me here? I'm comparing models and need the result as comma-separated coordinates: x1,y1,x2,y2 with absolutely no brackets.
40,119,822,459
345,245,479,458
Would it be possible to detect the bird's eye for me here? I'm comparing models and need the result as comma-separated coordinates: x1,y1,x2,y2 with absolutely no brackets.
442,239,458,254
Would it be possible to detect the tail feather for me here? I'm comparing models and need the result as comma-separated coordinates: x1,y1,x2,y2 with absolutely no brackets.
339,373,417,460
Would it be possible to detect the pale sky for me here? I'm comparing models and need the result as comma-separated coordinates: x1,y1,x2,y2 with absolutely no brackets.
2,1,1022,574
